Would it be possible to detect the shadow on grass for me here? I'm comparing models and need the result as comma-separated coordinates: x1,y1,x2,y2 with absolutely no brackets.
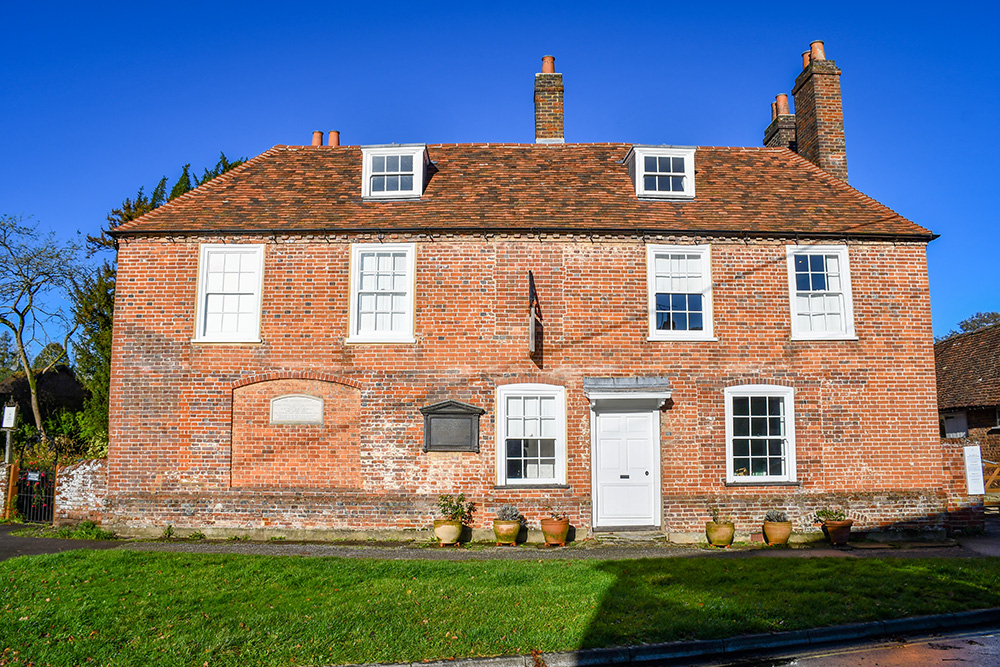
576,557,1000,650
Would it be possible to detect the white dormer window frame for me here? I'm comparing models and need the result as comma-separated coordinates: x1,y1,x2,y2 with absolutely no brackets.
627,146,696,200
361,144,428,200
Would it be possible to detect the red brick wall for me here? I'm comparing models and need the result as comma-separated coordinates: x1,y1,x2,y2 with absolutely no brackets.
108,234,957,534
232,377,361,489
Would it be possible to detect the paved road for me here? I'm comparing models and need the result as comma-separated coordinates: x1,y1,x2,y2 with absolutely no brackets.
712,629,1000,666
0,523,119,561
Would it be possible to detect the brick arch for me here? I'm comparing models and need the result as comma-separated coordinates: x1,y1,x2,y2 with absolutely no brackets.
231,371,362,390
230,376,362,489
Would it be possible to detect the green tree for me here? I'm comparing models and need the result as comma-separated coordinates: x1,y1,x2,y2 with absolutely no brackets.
936,311,1000,342
0,215,79,437
32,342,67,370
72,153,245,448
0,331,21,382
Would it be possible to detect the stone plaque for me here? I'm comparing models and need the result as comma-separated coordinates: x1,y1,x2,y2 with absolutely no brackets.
270,394,324,425
964,445,985,495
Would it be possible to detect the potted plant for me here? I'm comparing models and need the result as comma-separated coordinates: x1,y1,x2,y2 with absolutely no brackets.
762,509,793,545
706,506,735,547
814,508,853,545
540,507,570,547
434,494,475,546
493,504,524,546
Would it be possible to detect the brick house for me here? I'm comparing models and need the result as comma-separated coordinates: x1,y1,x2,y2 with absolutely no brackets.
936,323,1000,460
104,42,975,539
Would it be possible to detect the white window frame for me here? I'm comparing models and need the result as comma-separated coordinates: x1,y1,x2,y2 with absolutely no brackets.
646,244,715,341
360,144,427,199
193,244,264,343
495,384,567,486
347,242,416,344
724,384,796,484
786,244,857,341
627,146,696,199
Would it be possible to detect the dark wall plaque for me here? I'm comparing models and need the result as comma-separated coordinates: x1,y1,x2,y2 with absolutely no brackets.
419,400,485,453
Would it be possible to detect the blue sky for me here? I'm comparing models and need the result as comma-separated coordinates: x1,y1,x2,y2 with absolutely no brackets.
1,1,996,337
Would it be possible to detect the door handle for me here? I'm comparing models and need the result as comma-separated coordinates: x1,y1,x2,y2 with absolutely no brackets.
645,471,650,476
620,474,629,479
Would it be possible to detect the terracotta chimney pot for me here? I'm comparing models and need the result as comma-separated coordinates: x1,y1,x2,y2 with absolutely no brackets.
328,130,340,147
771,101,778,120
541,55,555,73
802,50,811,69
311,130,323,147
810,40,826,62
776,93,790,115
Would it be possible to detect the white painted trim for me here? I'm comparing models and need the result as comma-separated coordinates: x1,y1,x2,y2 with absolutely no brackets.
626,146,696,199
646,244,715,341
786,244,857,340
724,384,797,484
589,402,662,529
347,242,417,344
193,243,265,344
495,383,567,486
360,145,427,199
585,392,671,408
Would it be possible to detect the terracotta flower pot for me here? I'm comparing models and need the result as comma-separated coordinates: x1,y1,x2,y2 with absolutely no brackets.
823,519,854,545
762,520,793,545
706,521,735,547
540,517,570,546
433,519,463,546
493,519,521,546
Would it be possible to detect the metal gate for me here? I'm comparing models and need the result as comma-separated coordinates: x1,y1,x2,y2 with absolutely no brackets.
16,468,54,523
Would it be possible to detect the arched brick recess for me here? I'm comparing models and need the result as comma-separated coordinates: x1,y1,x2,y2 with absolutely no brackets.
231,378,361,489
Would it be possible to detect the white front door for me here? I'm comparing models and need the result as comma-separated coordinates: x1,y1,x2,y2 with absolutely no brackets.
593,410,659,527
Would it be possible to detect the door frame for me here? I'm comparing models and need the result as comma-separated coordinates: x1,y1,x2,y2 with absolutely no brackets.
587,393,667,530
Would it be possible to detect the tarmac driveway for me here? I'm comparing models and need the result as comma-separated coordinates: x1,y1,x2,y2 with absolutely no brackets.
0,523,119,562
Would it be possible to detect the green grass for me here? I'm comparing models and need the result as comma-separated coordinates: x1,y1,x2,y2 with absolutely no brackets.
1,552,999,666
10,521,116,541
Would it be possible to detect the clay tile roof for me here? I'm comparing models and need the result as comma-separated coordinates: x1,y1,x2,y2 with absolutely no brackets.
112,143,934,239
935,323,1000,410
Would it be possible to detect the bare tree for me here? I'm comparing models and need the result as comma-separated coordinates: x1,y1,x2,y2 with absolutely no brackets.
0,215,79,438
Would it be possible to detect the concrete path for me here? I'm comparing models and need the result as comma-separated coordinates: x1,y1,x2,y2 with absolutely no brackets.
2,517,997,562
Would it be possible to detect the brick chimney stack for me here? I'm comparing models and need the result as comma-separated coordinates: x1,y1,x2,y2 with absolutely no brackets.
792,40,848,182
763,41,848,183
763,93,797,152
534,55,564,144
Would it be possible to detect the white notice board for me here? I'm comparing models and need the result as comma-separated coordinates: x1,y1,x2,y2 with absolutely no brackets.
1,406,15,429
964,445,985,495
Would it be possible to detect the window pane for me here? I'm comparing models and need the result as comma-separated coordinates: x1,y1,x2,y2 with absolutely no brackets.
688,312,703,330
734,418,749,437
751,440,766,456
733,439,750,456
751,459,768,475
750,396,767,414
385,175,399,191
810,273,826,290
507,460,523,479
372,176,385,191
769,417,783,435
372,156,385,172
400,175,413,191
768,459,784,475
539,439,556,457
751,417,767,437
671,176,684,191
796,273,811,291
506,439,522,458
768,397,783,415
671,313,687,330
689,294,703,311
400,155,413,171
768,439,783,455
672,157,685,173
644,175,657,191
507,397,522,417
644,156,657,172
538,462,555,479
733,458,750,475
508,418,523,438
809,255,825,272
655,293,671,311
733,397,749,416
386,155,399,172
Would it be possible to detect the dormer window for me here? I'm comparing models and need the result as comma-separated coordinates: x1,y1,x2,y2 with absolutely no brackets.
626,146,696,199
361,144,427,199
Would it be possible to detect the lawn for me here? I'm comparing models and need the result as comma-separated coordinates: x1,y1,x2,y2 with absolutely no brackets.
2,551,1000,666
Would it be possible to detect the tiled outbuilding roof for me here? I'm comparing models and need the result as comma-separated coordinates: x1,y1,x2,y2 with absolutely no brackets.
112,143,933,239
935,323,1000,409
